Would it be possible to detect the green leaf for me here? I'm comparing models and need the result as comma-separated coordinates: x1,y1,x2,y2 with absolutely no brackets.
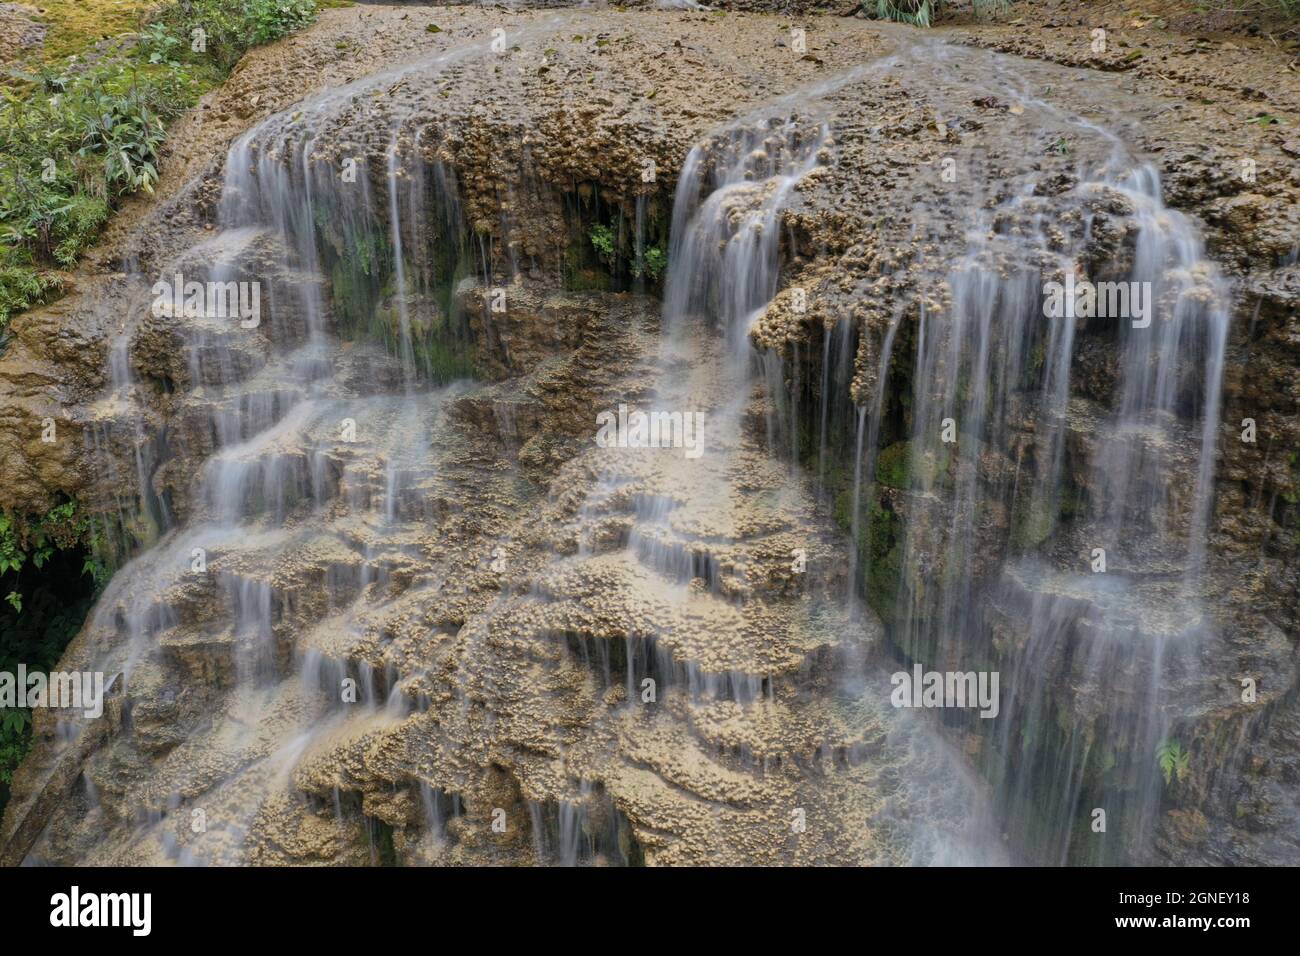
1156,738,1190,786
0,708,30,735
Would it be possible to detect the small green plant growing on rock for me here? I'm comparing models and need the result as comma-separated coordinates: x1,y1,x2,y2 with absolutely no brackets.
633,245,667,281
1157,738,1191,786
0,515,26,576
588,223,616,264
872,0,938,26
867,0,1007,26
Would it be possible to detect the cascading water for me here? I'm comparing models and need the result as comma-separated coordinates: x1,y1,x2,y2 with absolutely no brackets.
19,39,517,864
588,92,1006,864
14,31,1010,867
830,40,1235,864
8,13,1280,869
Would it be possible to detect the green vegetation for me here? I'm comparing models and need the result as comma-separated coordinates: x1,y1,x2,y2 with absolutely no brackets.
634,244,668,282
867,0,1008,27
588,223,616,263
0,502,110,599
863,497,905,624
875,440,949,490
1157,738,1191,786
1011,498,1054,551
871,0,940,26
314,195,478,383
1010,484,1083,551
875,442,911,489
565,244,613,292
0,0,320,333
154,0,318,73
0,502,108,800
21,1,157,64
582,220,668,286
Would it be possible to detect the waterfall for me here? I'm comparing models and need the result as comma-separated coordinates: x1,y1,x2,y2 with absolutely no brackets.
12,17,1263,868
662,117,828,366
34,40,1006,866
847,43,1234,864
33,41,511,865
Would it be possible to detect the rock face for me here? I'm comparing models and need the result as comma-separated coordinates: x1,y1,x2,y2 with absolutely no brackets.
748,21,1300,863
1,5,1297,866
0,3,46,63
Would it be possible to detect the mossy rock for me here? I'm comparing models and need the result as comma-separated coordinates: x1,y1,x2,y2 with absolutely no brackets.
875,442,911,489
875,440,949,490
33,0,156,62
860,495,904,624
564,265,613,293
865,541,904,624
1011,499,1055,550
1011,485,1082,551
1058,484,1083,520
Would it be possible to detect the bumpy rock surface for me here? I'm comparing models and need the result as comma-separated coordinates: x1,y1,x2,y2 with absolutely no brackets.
1,3,1296,866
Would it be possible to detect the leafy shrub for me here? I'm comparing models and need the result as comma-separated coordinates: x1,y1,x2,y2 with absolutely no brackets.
0,62,182,324
0,253,63,328
588,223,616,263
0,502,109,584
0,502,107,791
0,709,32,786
157,0,318,72
634,245,667,281
0,0,319,331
